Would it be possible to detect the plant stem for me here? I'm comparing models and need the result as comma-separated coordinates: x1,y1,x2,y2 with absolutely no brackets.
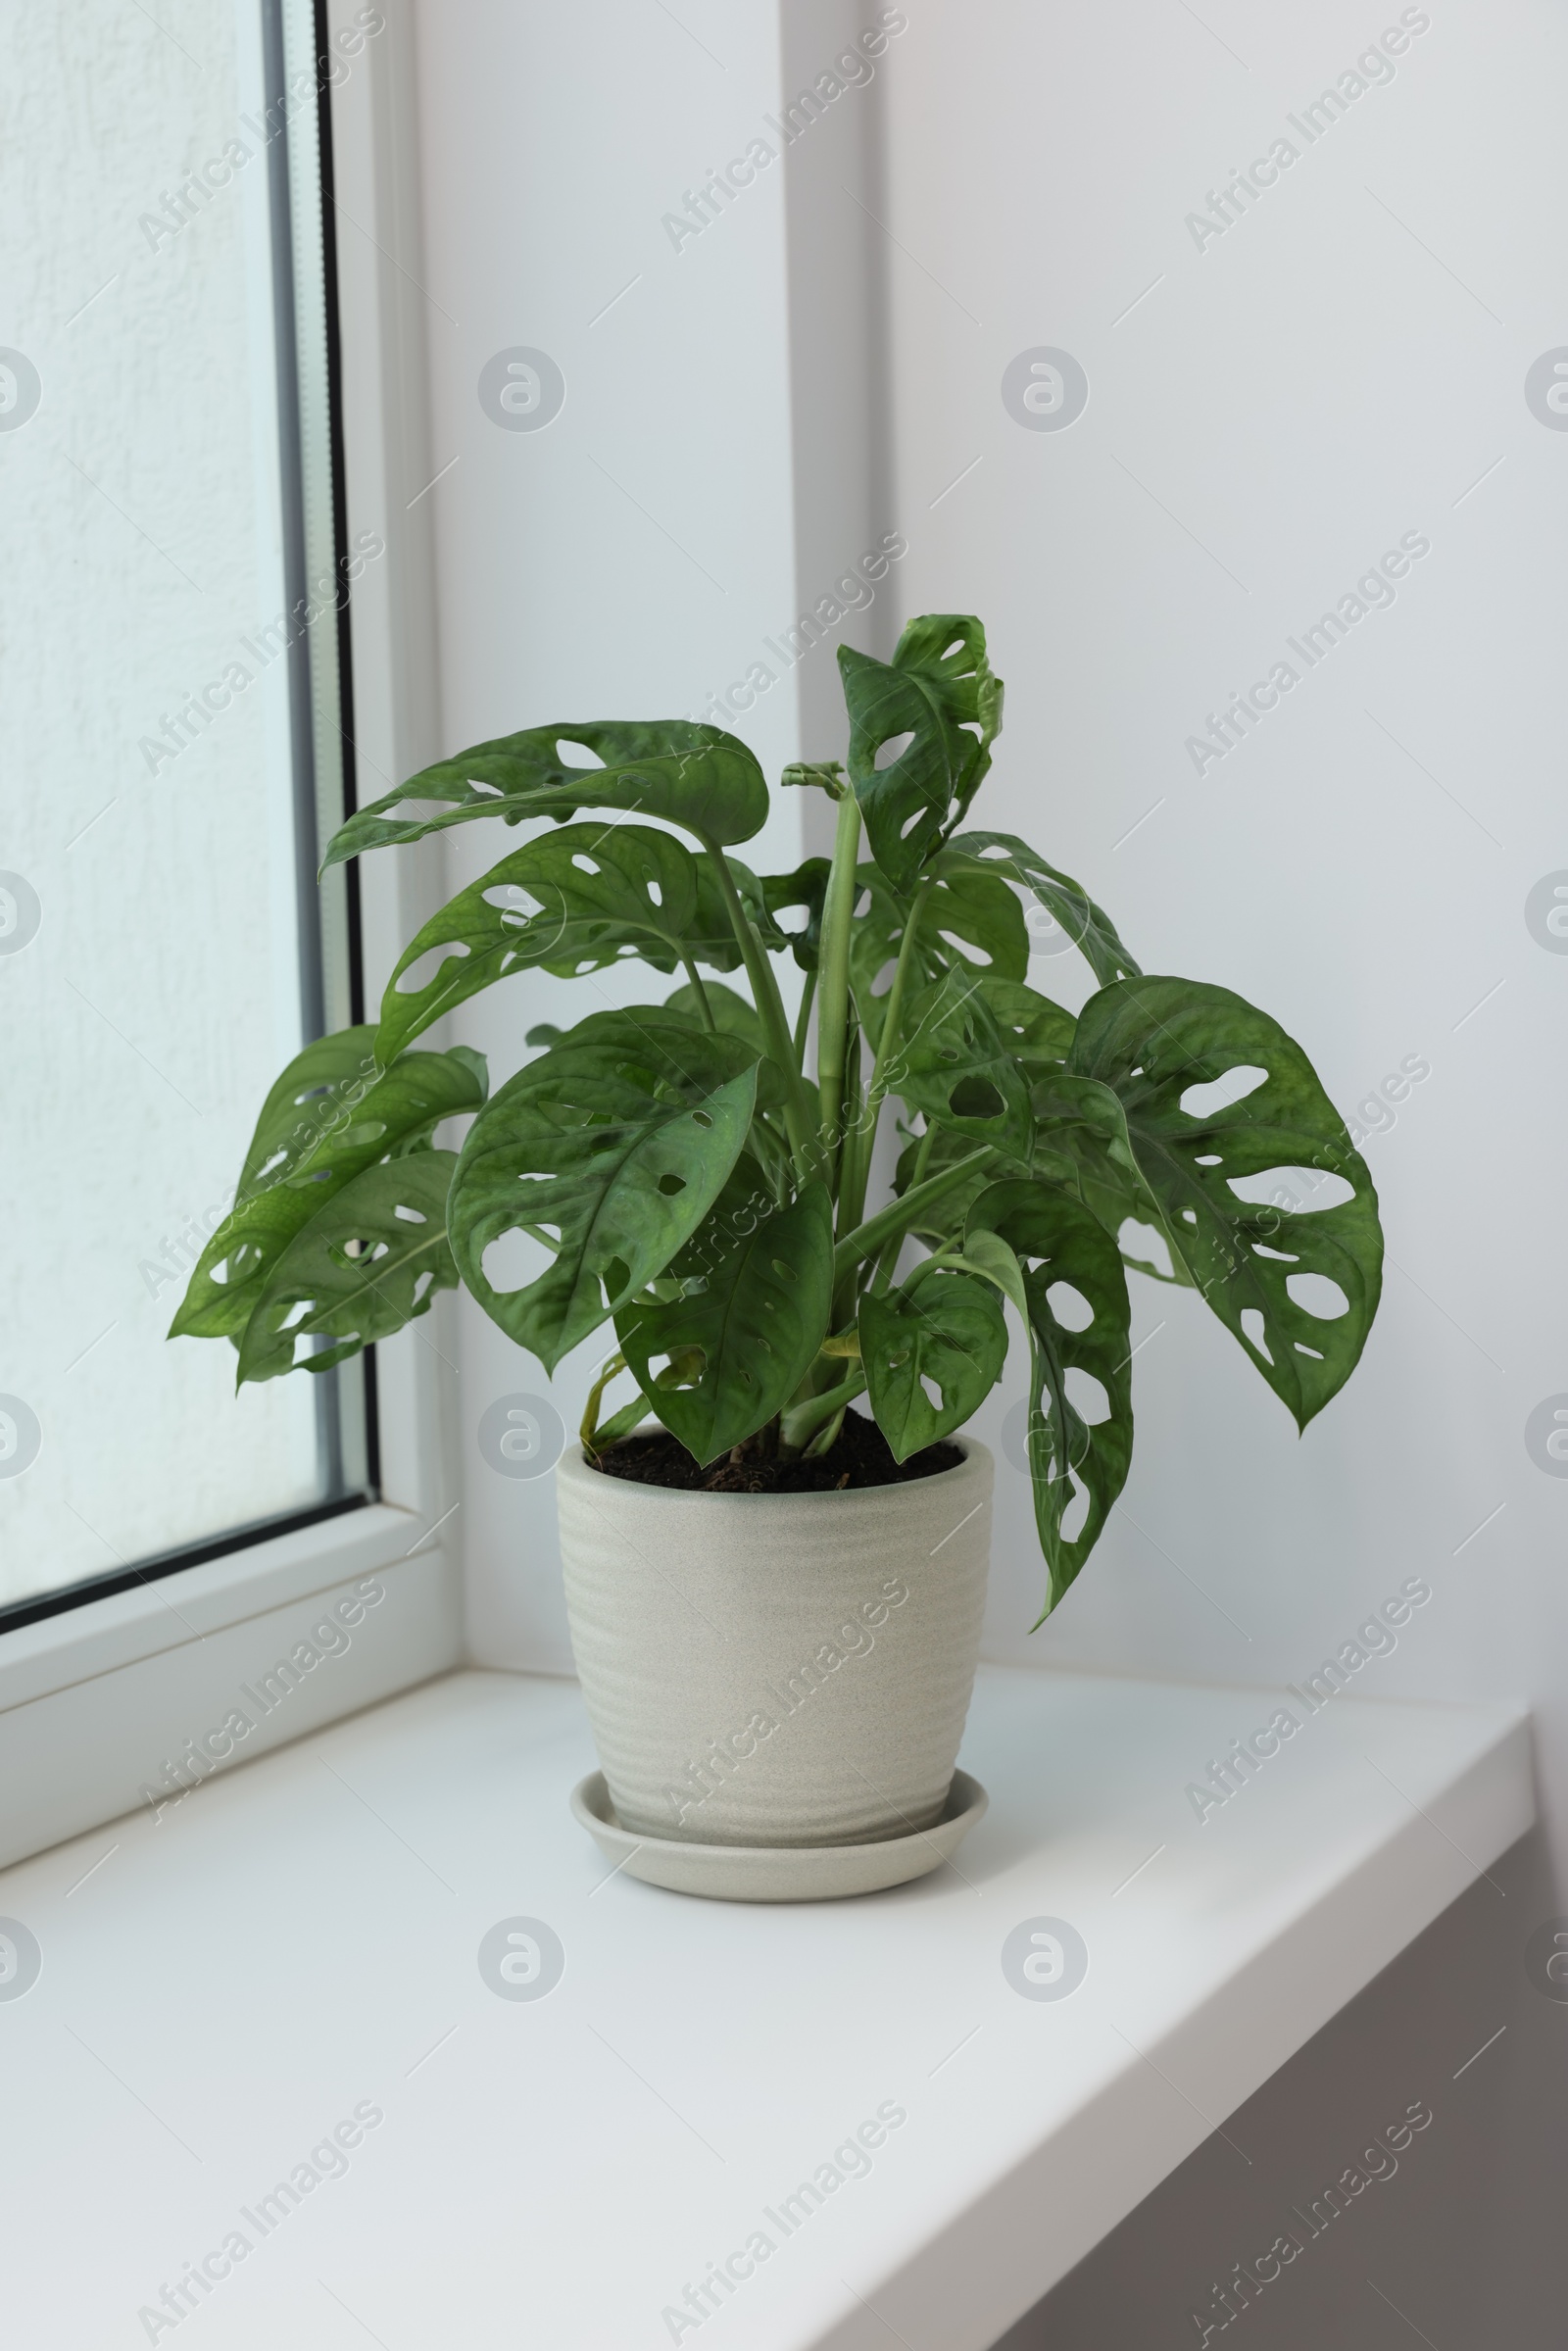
678,957,716,1029
699,836,820,1185
791,964,817,1066
580,1351,626,1453
835,872,936,1241
814,790,862,1175
868,1123,938,1296
780,1369,866,1451
832,1146,994,1286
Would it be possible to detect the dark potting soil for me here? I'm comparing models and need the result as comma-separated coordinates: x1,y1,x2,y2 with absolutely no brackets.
587,1410,963,1495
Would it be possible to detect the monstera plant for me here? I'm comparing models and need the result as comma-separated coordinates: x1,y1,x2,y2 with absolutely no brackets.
171,613,1383,1626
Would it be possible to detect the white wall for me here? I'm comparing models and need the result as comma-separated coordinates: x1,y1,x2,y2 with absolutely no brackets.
873,0,1568,1881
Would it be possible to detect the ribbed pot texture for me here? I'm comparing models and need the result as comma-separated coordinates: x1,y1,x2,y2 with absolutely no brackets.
556,1438,992,1848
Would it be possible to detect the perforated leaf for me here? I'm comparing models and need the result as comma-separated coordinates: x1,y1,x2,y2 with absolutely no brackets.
849,860,1028,1049
887,967,1034,1165
981,976,1075,1072
170,1032,486,1343
944,834,1141,989
859,1270,1007,1460
839,615,1004,893
761,857,832,972
375,825,712,1062
448,1017,759,1373
617,1183,834,1461
1069,978,1383,1428
321,718,768,868
966,1180,1134,1620
236,1151,462,1386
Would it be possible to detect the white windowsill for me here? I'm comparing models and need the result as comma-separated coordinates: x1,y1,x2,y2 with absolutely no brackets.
0,1501,425,1711
0,1659,1531,2347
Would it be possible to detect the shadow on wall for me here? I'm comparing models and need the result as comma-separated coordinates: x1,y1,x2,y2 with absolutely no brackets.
990,1831,1568,2351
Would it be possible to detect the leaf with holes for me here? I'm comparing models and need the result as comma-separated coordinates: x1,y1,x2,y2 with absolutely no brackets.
965,1179,1134,1620
1068,977,1383,1427
944,834,1141,989
982,976,1075,1072
859,1271,1007,1460
617,1182,834,1461
838,615,1004,894
448,1019,760,1373
375,824,710,1061
1030,1072,1145,1239
236,1151,462,1385
849,859,1028,1049
887,967,1034,1165
321,718,768,870
170,1034,486,1343
761,857,832,972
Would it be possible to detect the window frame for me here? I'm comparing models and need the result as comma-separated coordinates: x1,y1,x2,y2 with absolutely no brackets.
0,0,459,1870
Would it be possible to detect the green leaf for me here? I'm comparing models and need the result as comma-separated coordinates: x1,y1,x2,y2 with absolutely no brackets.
761,857,832,972
838,615,1004,893
960,1229,1030,1322
448,1017,760,1374
886,967,1035,1165
170,1032,486,1342
981,976,1075,1071
849,861,1027,1048
859,1269,1007,1460
237,1151,462,1386
965,1180,1134,1620
1030,1072,1146,1240
617,1182,834,1461
1068,977,1384,1428
892,1123,998,1248
944,834,1141,989
375,824,710,1061
663,978,765,1054
321,719,768,869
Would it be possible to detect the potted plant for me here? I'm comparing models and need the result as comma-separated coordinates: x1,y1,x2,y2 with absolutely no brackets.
171,613,1383,1898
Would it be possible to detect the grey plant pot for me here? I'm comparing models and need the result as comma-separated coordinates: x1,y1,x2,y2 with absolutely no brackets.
555,1437,993,1850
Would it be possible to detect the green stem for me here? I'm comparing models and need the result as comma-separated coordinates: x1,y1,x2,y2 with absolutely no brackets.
814,791,862,1172
679,957,716,1030
581,1351,627,1453
835,872,937,1241
868,1125,937,1296
780,1369,866,1452
832,1146,994,1287
791,965,817,1066
699,836,819,1184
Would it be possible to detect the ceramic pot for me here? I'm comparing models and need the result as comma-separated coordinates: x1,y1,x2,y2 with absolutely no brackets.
555,1438,992,1848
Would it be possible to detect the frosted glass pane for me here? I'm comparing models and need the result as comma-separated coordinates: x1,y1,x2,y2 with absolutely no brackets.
0,3,354,1608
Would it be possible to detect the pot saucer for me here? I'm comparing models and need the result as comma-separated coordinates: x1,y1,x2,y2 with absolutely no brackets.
568,1769,989,1903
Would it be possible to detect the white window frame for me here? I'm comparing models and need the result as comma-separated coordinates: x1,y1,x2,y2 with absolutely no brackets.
0,2,458,1872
